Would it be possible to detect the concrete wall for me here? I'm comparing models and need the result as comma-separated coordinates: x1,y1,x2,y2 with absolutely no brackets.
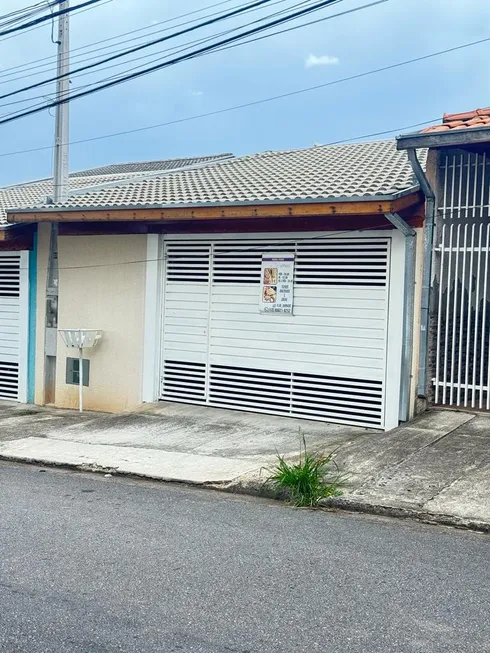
35,230,148,412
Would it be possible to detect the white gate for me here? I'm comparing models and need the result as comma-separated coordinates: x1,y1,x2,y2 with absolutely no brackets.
0,251,29,401
433,151,490,409
158,233,404,430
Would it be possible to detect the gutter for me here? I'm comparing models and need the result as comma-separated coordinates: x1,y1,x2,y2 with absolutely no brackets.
407,148,436,399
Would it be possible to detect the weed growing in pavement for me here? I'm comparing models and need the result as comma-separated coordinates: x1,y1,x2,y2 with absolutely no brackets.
267,434,345,507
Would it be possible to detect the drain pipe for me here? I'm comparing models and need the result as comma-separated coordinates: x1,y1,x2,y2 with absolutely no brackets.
385,212,416,422
407,149,436,400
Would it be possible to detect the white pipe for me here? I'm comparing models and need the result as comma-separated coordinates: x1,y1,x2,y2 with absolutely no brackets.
79,345,83,413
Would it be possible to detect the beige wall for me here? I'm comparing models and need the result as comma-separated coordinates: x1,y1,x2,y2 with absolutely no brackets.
35,231,148,412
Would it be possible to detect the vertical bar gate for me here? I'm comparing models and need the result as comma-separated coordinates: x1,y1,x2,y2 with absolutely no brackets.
432,150,490,409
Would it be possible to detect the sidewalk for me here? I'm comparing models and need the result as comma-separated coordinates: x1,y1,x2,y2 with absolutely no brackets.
0,401,489,531
0,401,366,484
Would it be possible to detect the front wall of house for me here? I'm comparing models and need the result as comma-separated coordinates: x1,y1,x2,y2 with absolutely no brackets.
35,229,147,412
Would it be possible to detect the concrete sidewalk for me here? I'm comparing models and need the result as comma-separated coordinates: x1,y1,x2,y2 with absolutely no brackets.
0,401,489,530
0,401,366,484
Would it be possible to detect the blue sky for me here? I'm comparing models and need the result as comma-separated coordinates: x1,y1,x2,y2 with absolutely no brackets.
0,0,488,185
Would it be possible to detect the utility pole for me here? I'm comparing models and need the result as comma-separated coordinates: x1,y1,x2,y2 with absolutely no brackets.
44,0,70,404
53,0,70,203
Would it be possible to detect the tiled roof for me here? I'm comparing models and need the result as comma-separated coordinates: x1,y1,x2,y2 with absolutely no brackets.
11,140,426,215
71,154,233,177
421,108,490,133
0,154,233,225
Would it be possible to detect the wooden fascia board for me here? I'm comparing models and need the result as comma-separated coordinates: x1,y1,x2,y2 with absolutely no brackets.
8,194,422,223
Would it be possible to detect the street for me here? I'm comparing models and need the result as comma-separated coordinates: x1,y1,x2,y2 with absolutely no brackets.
1,463,489,653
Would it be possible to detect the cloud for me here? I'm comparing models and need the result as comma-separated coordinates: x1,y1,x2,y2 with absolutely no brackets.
190,90,204,96
305,54,339,68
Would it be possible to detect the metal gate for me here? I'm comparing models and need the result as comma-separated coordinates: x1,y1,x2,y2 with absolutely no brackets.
433,150,490,408
158,233,403,430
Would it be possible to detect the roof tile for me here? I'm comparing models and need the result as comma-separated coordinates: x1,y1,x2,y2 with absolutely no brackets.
422,107,490,134
0,153,232,225
6,139,426,216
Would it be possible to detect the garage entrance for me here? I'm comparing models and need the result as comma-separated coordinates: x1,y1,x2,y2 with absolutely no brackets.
0,251,29,402
158,233,404,430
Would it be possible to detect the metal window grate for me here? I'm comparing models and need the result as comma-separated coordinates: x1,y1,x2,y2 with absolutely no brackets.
161,361,383,428
166,239,389,288
0,361,19,400
161,360,206,402
165,244,210,283
0,254,21,298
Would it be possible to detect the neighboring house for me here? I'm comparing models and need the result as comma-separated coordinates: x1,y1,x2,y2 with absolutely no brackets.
398,108,490,412
7,140,427,431
0,154,232,406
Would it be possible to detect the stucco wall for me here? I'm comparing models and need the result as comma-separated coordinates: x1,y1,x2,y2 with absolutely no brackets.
52,234,147,412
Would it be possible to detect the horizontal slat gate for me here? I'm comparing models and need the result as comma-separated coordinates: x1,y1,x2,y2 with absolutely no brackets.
0,252,25,400
160,237,391,428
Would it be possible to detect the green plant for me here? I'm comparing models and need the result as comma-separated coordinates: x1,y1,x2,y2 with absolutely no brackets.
267,435,344,507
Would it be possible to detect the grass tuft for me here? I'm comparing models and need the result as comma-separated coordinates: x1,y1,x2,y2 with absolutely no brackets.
267,434,344,507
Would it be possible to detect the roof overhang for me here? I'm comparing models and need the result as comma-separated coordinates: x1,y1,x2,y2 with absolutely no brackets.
397,126,490,150
7,191,422,223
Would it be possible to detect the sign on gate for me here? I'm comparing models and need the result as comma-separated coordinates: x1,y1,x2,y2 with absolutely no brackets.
259,253,295,314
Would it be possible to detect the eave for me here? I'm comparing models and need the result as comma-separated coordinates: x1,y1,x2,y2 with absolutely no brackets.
397,126,490,150
7,192,422,223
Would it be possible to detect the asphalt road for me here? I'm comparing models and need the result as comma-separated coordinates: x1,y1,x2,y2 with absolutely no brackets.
1,464,489,653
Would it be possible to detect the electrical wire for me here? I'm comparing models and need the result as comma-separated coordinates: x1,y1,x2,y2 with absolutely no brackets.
0,14,487,128
0,0,349,122
0,0,374,116
0,0,267,82
0,0,103,38
0,0,112,45
0,0,311,86
12,220,416,272
0,0,300,101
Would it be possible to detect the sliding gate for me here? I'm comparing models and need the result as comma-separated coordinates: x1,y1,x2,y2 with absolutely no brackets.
433,150,490,409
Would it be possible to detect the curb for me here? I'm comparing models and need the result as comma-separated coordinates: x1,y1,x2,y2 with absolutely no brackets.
321,496,490,534
2,453,489,534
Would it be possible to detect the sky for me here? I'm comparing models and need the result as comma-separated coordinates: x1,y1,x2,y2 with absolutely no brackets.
0,0,489,185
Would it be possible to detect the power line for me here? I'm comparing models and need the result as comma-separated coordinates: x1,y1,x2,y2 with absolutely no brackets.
0,17,487,128
0,0,309,87
0,0,102,38
0,0,374,117
0,0,256,82
0,0,350,118
0,116,437,163
0,0,301,101
0,0,112,44
11,221,413,272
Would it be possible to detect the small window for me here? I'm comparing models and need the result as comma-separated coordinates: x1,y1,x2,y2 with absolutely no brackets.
66,358,90,386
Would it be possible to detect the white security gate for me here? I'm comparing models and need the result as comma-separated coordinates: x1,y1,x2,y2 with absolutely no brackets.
158,234,403,429
433,150,490,409
0,251,28,401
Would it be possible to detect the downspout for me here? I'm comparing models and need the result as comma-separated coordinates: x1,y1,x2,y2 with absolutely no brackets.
385,212,416,422
407,149,436,399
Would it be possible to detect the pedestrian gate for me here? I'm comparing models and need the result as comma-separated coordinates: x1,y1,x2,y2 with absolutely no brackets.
433,150,490,409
